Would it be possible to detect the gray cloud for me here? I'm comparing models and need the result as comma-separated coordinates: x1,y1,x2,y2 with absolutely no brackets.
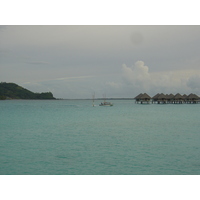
25,61,50,65
0,25,7,31
130,31,144,45
187,75,200,90
1,25,200,98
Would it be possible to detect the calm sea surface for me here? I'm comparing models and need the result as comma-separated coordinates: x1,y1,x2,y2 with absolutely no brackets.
0,100,200,175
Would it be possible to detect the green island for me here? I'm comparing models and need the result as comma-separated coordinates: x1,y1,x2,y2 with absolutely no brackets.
0,82,55,100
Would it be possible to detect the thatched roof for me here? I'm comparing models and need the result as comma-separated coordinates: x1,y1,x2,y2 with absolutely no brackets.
186,93,199,100
152,93,174,100
168,94,175,99
165,94,169,99
134,93,151,100
135,92,199,102
182,94,187,99
152,93,160,100
134,93,143,100
157,93,167,100
165,94,174,100
140,93,151,100
174,93,183,100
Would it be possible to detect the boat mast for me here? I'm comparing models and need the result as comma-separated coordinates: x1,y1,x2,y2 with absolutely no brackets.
103,93,106,103
92,92,95,107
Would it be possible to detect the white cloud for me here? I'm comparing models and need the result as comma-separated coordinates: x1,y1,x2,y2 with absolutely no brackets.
121,61,200,96
122,61,151,90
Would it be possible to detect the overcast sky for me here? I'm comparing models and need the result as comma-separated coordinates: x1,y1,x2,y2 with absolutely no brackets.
1,25,200,98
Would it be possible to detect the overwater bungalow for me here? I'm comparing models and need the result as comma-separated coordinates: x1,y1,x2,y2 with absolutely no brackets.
165,94,174,103
173,93,184,104
157,93,167,104
141,93,151,104
152,93,160,103
134,93,151,104
185,93,200,104
134,93,143,103
152,93,168,104
135,92,200,104
182,94,188,102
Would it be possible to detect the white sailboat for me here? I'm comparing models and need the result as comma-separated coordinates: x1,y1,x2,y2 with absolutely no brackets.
99,94,113,106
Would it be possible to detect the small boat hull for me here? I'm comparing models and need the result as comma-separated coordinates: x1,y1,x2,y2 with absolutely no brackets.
99,102,113,106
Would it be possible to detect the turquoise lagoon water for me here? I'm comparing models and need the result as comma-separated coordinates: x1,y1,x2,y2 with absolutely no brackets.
0,100,200,175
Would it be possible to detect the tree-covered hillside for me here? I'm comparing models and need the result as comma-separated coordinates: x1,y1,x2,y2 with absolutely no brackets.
0,82,56,100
